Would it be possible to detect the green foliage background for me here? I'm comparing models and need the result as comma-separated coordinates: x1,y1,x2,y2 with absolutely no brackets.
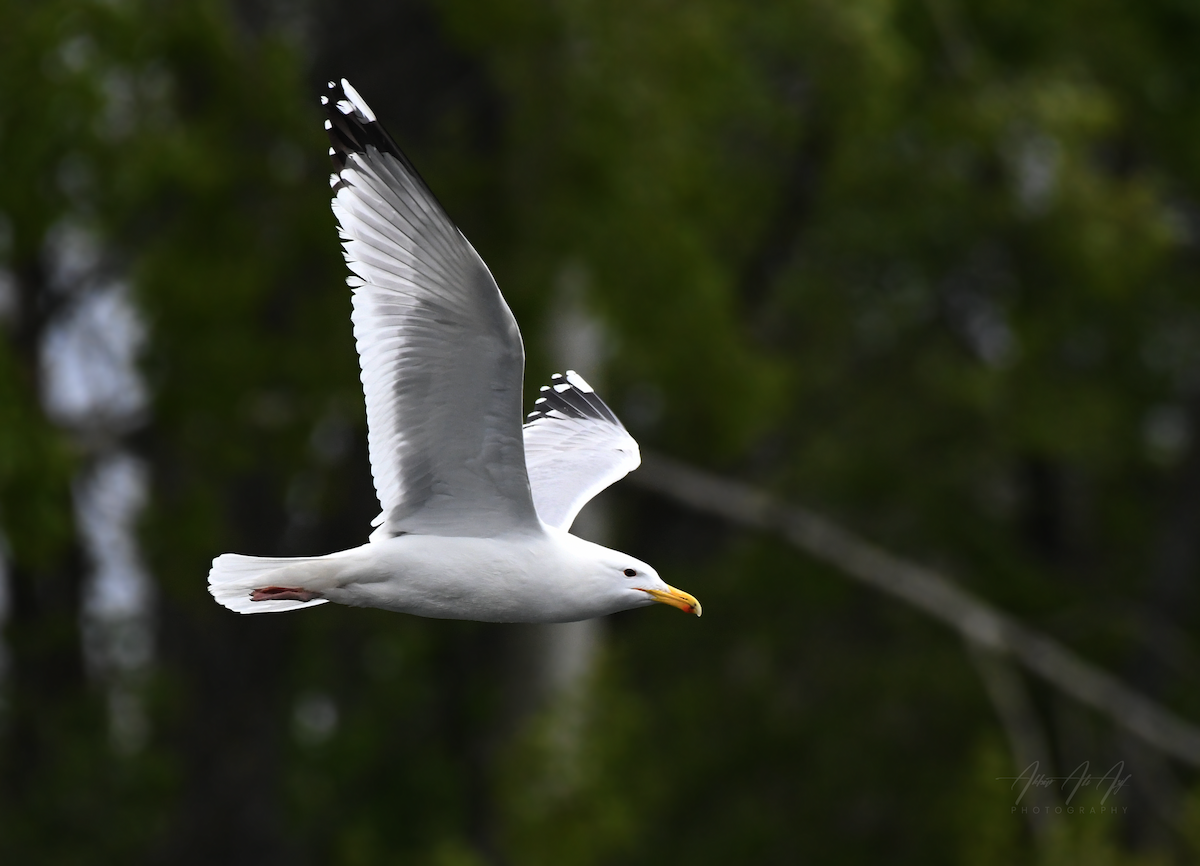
1,0,1199,863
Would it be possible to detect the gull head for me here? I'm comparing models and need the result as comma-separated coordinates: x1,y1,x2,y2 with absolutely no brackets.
577,542,701,618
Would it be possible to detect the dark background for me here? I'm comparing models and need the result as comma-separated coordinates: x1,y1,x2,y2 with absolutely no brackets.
3,0,1200,862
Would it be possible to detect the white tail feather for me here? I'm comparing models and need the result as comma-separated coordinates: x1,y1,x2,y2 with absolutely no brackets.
208,553,332,615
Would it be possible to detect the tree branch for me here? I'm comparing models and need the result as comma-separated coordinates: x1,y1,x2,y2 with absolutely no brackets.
631,452,1200,768
965,639,1056,837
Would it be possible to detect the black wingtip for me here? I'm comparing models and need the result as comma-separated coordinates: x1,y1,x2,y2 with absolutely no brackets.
322,78,445,206
323,78,402,171
526,371,621,426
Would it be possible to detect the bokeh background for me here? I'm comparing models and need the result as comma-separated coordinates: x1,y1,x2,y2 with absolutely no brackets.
3,0,1200,862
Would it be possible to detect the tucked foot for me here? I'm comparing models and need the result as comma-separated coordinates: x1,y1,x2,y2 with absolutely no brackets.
251,586,320,603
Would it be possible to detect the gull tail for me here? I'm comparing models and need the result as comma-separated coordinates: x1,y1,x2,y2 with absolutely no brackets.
208,553,333,615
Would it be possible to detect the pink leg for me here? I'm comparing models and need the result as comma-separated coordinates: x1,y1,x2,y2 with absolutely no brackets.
251,586,320,603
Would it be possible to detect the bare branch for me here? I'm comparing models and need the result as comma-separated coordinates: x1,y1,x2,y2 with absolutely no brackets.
632,452,1200,768
965,640,1056,837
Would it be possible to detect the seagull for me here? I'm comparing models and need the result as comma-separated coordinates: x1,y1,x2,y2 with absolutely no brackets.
207,79,701,623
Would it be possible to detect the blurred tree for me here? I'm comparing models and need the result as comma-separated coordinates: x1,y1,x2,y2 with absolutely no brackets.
0,1,144,858
432,0,1200,861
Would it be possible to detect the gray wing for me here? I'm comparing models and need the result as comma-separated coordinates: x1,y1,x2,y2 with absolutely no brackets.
523,371,640,531
325,79,537,538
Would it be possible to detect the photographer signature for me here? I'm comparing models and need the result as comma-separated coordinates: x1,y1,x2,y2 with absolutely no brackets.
996,761,1131,805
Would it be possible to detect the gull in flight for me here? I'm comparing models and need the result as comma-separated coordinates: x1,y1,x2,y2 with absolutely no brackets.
207,79,701,623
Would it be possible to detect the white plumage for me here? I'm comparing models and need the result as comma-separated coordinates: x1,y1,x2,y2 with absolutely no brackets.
206,79,700,623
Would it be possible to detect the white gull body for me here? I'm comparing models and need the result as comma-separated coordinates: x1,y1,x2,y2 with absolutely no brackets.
206,79,700,624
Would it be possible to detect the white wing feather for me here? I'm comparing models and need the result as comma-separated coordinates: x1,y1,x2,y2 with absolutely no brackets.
325,79,537,538
523,371,641,530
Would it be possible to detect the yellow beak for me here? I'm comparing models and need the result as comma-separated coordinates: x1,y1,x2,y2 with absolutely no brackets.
641,585,702,617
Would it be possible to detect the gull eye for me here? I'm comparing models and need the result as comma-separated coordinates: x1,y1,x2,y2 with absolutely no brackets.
623,568,637,577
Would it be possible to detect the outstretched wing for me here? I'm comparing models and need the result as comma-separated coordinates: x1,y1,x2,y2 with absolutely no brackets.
523,371,640,531
325,79,537,538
